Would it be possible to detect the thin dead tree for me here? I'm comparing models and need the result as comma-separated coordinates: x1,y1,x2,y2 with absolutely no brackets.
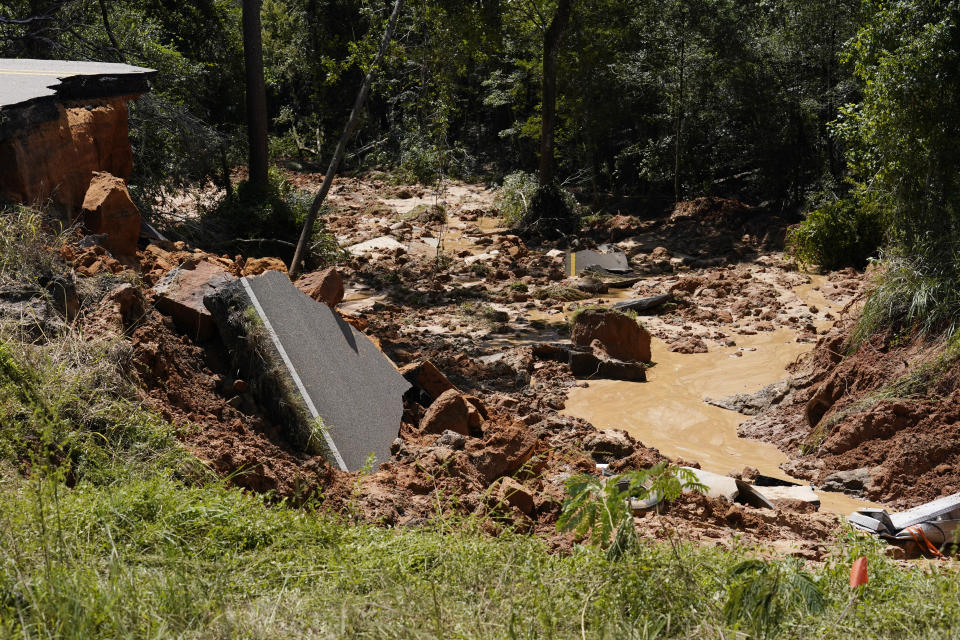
289,0,405,277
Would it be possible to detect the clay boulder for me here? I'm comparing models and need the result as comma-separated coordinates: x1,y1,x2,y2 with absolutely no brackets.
571,308,651,362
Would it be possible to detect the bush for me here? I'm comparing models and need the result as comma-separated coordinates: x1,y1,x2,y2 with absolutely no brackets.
496,171,539,226
194,169,344,268
852,247,960,345
516,182,581,241
786,198,884,270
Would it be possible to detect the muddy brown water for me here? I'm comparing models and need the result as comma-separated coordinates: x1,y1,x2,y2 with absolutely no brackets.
563,281,878,516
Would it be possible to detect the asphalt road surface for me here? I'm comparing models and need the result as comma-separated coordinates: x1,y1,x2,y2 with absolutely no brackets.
0,58,154,109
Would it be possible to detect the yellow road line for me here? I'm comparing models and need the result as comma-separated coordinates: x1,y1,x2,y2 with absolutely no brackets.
0,70,75,76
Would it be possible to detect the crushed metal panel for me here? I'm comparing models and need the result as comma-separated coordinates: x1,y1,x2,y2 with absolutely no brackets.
848,511,894,534
888,492,960,531
240,270,410,471
892,520,960,546
564,250,630,277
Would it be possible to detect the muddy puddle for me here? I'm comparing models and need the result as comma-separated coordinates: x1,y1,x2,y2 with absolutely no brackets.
563,280,878,515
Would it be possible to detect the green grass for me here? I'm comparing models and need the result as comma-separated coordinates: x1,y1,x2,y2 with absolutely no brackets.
3,324,960,640
5,471,960,639
852,249,960,346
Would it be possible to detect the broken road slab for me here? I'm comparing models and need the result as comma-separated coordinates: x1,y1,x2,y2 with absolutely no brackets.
682,467,739,501
205,270,410,471
612,294,673,314
346,236,405,256
563,250,630,277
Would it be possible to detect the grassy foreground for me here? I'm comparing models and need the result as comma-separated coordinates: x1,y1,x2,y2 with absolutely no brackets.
3,472,960,639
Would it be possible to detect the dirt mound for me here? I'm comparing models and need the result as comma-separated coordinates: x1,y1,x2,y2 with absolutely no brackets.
741,324,960,508
670,196,753,224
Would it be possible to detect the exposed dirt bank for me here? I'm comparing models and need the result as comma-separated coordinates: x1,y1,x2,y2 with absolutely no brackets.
740,322,960,509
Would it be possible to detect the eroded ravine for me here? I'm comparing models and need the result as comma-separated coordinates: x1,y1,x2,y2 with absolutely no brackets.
563,280,878,515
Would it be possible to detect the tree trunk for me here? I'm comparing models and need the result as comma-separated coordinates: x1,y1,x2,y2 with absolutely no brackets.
673,36,685,204
242,0,269,188
289,0,405,277
538,0,573,186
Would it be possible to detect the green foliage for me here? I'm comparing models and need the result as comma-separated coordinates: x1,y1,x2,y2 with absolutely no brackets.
723,558,825,638
786,197,884,270
853,248,960,343
557,463,705,560
516,182,581,240
196,170,344,268
0,332,188,486
836,2,960,338
496,171,539,226
0,205,68,285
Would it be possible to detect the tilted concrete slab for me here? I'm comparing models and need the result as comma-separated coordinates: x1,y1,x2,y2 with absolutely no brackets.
682,467,739,501
564,250,630,277
205,270,410,471
753,485,820,508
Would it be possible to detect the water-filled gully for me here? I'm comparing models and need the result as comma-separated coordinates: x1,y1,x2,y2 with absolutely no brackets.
561,281,878,515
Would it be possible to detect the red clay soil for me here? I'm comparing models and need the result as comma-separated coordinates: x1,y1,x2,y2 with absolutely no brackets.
58,192,854,554
741,322,960,508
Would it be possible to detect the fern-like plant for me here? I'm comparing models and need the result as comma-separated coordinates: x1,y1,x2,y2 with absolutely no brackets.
557,463,705,560
723,558,825,638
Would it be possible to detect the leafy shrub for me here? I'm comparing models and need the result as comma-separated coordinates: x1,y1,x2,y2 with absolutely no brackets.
786,198,884,270
496,171,539,226
558,463,705,560
517,182,581,240
852,247,960,344
723,558,825,638
196,169,344,268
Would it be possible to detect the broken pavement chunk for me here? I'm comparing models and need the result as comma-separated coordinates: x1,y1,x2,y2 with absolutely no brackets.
153,261,236,340
563,250,630,277
611,294,672,314
682,467,739,501
347,236,405,256
204,270,410,471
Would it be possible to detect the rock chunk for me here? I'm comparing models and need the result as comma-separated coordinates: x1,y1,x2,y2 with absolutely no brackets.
668,336,708,354
494,477,534,515
295,267,344,307
420,389,484,436
242,257,287,276
154,261,236,340
571,308,651,362
400,359,456,402
583,429,635,460
80,172,140,256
